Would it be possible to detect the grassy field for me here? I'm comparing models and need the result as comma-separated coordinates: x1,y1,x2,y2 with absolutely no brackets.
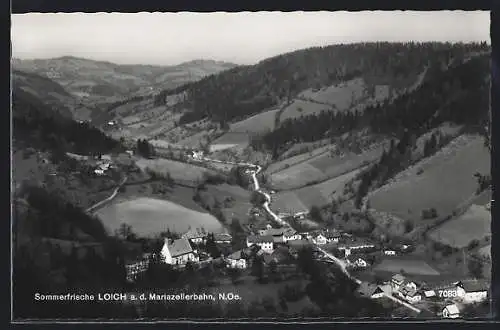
135,157,214,183
199,184,253,223
210,132,250,152
428,204,491,248
265,144,332,175
95,197,224,237
373,258,441,276
368,135,490,223
269,142,384,190
229,108,280,134
279,99,333,122
271,167,364,214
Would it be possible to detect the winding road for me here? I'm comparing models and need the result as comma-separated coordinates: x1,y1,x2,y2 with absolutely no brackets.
86,176,128,213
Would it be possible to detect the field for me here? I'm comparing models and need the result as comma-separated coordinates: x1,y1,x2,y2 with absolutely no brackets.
210,132,250,152
269,142,384,190
198,184,253,223
265,144,332,174
297,78,367,110
279,99,333,122
229,108,280,134
428,204,491,248
271,168,364,214
135,158,215,183
412,122,463,159
369,135,490,223
479,245,491,258
373,258,441,276
95,197,224,237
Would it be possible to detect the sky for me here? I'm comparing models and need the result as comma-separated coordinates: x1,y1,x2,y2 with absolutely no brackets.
11,11,490,66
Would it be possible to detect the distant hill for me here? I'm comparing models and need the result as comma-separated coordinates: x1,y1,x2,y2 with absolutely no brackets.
11,56,238,106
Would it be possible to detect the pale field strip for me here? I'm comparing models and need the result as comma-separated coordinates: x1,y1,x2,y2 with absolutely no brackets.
229,108,280,134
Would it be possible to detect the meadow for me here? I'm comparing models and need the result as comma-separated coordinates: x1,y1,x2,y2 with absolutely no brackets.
373,258,441,276
368,135,490,223
210,132,250,152
229,108,280,134
135,157,215,183
95,197,224,237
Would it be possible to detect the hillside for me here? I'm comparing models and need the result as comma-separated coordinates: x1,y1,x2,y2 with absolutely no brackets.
12,56,238,107
156,42,489,127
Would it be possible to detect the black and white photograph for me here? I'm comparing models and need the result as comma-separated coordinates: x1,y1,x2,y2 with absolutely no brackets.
11,11,492,321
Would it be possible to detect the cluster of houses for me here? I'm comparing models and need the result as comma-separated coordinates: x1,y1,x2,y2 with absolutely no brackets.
65,151,134,176
356,272,489,318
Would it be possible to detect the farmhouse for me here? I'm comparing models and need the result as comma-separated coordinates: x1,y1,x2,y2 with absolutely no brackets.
391,274,406,291
356,282,388,299
399,286,422,304
338,240,376,256
261,228,286,243
182,227,207,244
213,233,232,244
256,223,273,235
384,250,397,256
283,227,301,242
456,280,489,304
226,250,247,269
313,233,327,245
346,255,369,269
325,230,341,243
246,235,274,253
424,290,436,298
160,238,199,266
125,253,152,282
442,304,461,319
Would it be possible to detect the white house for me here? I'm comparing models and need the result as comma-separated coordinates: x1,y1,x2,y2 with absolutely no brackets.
384,250,397,256
257,223,273,236
356,283,388,299
338,240,376,257
182,227,207,245
191,150,204,160
325,231,341,243
456,280,489,304
246,235,274,253
125,150,134,156
226,250,247,269
313,233,327,245
283,228,301,242
347,255,369,268
442,304,461,319
391,274,406,291
160,238,199,266
424,290,436,298
94,169,105,176
399,285,422,304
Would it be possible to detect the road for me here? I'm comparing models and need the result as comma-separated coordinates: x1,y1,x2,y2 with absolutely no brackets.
86,176,128,213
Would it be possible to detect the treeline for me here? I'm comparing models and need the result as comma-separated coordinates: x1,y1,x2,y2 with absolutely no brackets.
136,139,156,158
13,88,123,155
158,42,488,126
252,54,489,157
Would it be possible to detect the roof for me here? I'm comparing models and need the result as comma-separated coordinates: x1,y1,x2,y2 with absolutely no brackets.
213,233,232,241
347,254,366,262
264,228,286,236
400,286,419,297
182,227,207,240
392,274,406,283
325,231,341,239
247,235,274,244
357,282,383,297
459,280,489,292
283,227,298,237
444,304,460,315
168,238,194,257
227,250,244,260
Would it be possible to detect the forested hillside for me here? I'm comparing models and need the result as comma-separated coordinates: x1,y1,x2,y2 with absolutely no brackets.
252,54,490,157
156,42,489,126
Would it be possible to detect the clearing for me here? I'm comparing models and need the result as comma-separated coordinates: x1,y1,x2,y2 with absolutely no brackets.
229,108,280,134
95,197,224,237
198,184,253,223
368,134,490,223
373,258,441,276
428,203,491,248
135,157,215,185
210,132,250,152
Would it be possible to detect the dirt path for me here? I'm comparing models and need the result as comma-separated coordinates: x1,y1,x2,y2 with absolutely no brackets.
86,176,128,213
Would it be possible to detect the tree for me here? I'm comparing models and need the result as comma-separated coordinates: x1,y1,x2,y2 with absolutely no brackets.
468,256,484,279
309,205,323,222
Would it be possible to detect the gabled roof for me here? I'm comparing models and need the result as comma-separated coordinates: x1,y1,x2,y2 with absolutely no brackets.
168,238,194,257
213,233,232,242
283,227,298,237
347,254,367,263
227,250,244,260
247,235,274,244
357,282,383,297
325,231,341,239
444,304,460,315
182,227,207,240
392,274,406,283
458,280,489,292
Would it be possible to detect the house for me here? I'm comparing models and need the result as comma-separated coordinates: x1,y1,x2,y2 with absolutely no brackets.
384,250,397,256
182,227,207,244
456,280,489,304
191,150,204,160
294,211,309,220
283,228,301,242
94,169,105,176
257,223,273,235
442,304,461,319
391,274,406,291
262,228,286,243
125,253,152,282
313,233,327,245
356,282,387,299
213,233,232,244
325,230,341,243
246,235,274,253
226,250,247,269
338,240,376,256
125,150,134,156
347,254,369,268
160,238,199,266
424,290,436,298
399,286,422,304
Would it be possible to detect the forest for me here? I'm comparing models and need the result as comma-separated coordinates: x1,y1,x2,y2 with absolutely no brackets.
156,42,489,126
